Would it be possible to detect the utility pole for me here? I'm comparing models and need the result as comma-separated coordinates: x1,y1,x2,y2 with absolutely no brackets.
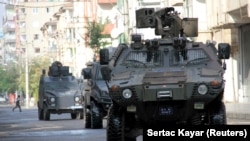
25,42,29,108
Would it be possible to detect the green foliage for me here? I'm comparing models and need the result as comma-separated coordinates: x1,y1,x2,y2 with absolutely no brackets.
0,57,50,102
28,57,51,102
86,21,103,49
85,21,111,54
0,64,19,94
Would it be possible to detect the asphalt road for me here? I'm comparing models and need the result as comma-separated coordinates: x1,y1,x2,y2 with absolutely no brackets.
0,104,249,141
0,105,108,141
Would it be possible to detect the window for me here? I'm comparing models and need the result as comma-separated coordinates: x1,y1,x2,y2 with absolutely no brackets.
33,8,38,14
19,21,26,28
34,34,39,40
46,8,50,13
22,48,26,53
35,48,40,53
20,35,26,41
20,8,25,14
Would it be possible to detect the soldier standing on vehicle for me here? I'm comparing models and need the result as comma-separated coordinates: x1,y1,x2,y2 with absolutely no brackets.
12,95,22,112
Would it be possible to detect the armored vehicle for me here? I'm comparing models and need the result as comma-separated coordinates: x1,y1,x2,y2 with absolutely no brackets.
81,61,112,128
38,61,83,120
100,7,231,140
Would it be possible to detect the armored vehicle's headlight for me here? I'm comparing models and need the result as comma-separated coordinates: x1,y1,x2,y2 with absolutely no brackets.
101,91,109,97
122,89,132,99
198,84,208,95
50,97,55,103
75,96,80,102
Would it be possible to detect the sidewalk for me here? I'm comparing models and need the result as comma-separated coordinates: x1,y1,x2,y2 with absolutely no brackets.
225,102,250,120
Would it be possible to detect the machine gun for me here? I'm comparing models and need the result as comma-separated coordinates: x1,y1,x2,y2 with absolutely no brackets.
136,7,198,39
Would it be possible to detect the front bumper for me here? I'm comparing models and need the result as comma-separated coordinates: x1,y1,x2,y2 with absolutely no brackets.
109,84,224,122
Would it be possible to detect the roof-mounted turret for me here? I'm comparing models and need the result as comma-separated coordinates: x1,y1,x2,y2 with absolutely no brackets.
136,7,198,38
48,61,71,77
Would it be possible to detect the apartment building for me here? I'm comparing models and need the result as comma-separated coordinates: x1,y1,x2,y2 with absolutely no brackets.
0,28,4,65
2,4,16,63
40,0,118,77
205,0,250,103
15,1,66,61
170,0,250,103
3,0,249,103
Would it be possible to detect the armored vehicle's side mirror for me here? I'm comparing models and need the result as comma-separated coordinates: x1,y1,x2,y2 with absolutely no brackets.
100,49,109,65
42,69,46,75
100,66,111,81
82,68,91,79
218,43,230,59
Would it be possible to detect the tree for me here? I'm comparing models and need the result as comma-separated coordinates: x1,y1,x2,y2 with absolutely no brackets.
0,63,19,94
16,56,50,102
85,20,110,56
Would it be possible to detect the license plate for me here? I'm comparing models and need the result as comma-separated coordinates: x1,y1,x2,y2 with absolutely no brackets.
69,105,83,109
159,107,173,115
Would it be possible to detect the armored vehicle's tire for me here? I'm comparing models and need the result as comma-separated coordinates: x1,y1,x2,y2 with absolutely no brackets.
71,113,77,119
43,107,50,121
209,101,227,125
38,106,44,120
77,111,84,119
107,104,136,141
85,108,91,128
90,101,103,129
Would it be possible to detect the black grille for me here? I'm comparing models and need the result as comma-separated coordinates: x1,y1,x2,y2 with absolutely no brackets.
56,95,74,108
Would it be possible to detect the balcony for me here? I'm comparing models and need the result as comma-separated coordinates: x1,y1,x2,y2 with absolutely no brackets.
17,14,26,21
4,39,16,44
138,0,162,6
170,0,183,6
225,1,250,26
226,0,248,12
3,27,15,34
98,0,117,4
19,28,26,34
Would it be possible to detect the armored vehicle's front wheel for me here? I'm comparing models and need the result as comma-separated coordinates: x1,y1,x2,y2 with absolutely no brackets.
37,103,43,120
43,107,50,121
107,104,137,141
85,108,91,128
71,113,77,119
77,111,84,119
90,101,103,129
188,101,227,125
209,101,227,125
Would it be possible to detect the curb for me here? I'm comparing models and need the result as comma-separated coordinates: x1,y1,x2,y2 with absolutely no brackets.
226,112,250,120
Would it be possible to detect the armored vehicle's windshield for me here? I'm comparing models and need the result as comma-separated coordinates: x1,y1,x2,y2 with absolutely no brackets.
171,48,209,66
45,80,79,91
120,48,209,67
122,50,162,67
96,68,103,80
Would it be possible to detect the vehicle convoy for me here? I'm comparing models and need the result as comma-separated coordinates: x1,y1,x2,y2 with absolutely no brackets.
81,61,112,129
99,7,231,140
38,61,83,121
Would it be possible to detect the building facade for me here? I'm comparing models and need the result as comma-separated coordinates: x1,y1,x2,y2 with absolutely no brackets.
173,0,250,103
2,0,249,103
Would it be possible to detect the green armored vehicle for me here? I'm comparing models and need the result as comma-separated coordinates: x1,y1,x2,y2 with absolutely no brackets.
100,7,231,140
81,61,112,128
38,61,83,120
